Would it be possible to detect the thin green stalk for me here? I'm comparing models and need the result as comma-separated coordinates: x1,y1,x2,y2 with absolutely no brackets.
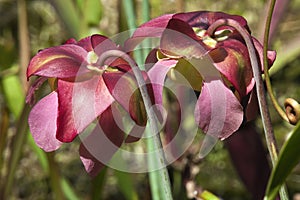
46,152,66,200
98,50,173,200
207,18,289,200
17,0,30,91
3,104,30,199
262,0,289,199
122,0,144,68
141,0,151,60
262,0,288,123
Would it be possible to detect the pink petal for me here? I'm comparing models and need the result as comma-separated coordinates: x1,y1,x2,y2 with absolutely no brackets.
160,18,208,59
79,104,125,177
91,34,119,57
65,36,93,52
124,14,174,51
195,81,243,139
56,76,114,142
103,70,148,126
26,77,47,105
147,59,178,105
211,38,254,97
28,91,62,152
27,44,89,79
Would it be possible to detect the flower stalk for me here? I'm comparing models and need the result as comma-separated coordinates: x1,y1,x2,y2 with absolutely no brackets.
98,50,173,200
262,0,300,127
207,18,289,199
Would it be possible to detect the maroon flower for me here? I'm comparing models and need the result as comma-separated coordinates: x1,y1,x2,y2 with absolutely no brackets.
27,34,149,176
129,11,276,140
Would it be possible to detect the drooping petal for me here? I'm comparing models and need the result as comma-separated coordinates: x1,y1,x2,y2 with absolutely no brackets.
225,122,270,199
103,70,147,126
79,104,125,177
27,44,89,79
210,38,254,97
56,76,114,142
160,18,208,59
194,80,243,139
28,91,62,152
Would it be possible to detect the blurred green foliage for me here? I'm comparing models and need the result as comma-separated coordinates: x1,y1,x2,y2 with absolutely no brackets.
0,0,300,199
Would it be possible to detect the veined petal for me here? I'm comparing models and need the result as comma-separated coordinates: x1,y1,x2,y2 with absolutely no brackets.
161,18,208,59
210,38,254,97
28,91,62,152
195,81,243,139
27,44,89,79
56,76,114,142
79,104,125,177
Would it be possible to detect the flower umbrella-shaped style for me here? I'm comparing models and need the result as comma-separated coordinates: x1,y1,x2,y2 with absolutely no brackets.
129,11,276,140
27,34,150,176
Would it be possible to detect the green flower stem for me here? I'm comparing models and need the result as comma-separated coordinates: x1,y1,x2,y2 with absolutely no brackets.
262,0,289,123
46,152,66,200
2,104,29,199
98,50,173,200
263,0,289,198
122,0,144,68
17,0,30,91
207,19,289,200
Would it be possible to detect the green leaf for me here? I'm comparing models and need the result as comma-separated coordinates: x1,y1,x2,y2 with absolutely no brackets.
2,74,25,117
265,122,300,200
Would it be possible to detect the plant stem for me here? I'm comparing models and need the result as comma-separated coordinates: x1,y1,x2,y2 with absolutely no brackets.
46,152,66,200
122,0,144,68
263,0,289,198
17,0,30,92
207,18,289,200
98,50,173,200
3,104,30,199
262,0,289,123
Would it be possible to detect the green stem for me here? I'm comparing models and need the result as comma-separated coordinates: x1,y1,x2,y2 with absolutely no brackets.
46,152,66,200
3,104,29,199
98,50,173,200
207,18,289,200
122,0,144,68
263,0,289,199
262,0,289,123
17,0,30,91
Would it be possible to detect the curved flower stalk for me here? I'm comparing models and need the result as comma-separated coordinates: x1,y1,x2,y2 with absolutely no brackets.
26,34,152,176
129,11,276,140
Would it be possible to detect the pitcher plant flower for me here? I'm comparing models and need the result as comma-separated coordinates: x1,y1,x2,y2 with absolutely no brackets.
129,11,276,140
26,34,151,176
